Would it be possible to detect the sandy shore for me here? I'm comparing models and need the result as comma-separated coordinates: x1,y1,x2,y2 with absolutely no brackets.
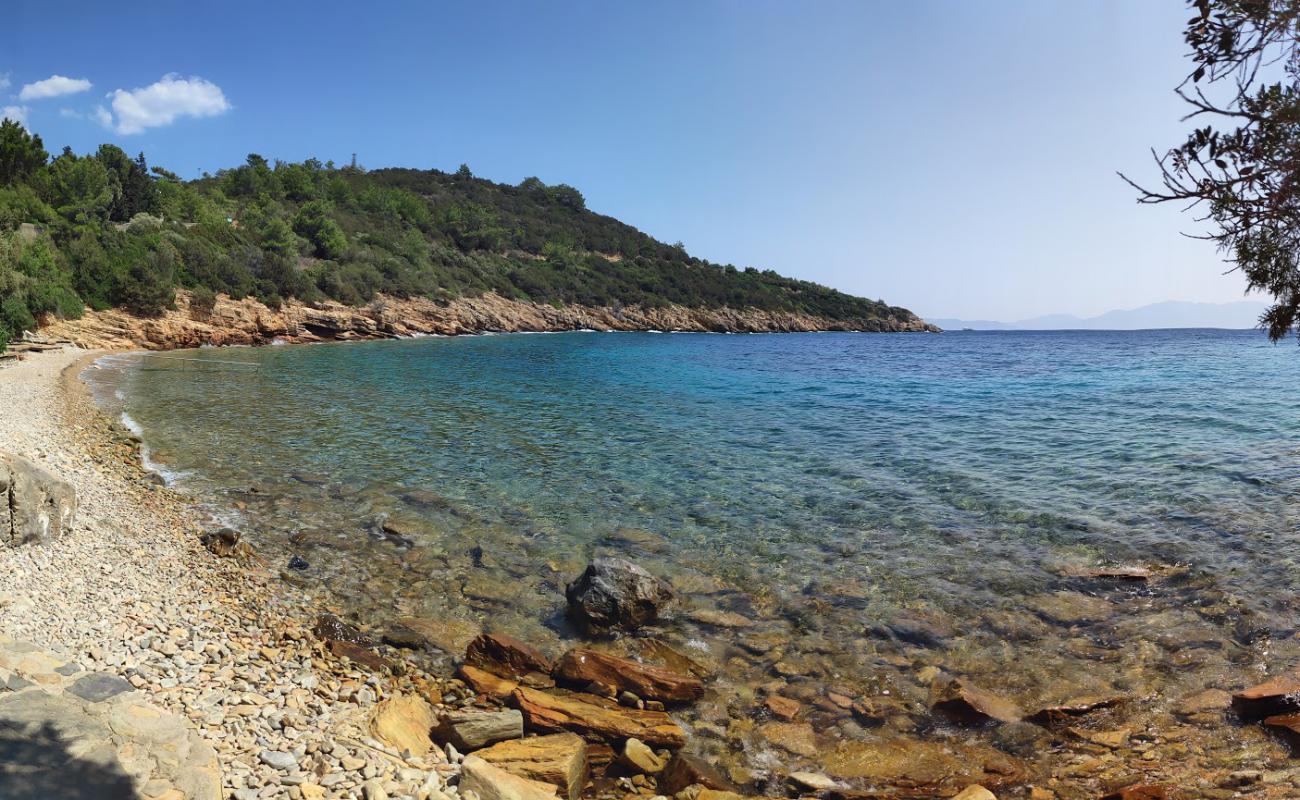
0,348,459,799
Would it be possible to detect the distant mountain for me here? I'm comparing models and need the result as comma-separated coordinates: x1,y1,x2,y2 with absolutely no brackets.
932,300,1267,331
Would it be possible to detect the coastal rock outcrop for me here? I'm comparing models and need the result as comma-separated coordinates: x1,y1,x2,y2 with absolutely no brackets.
0,452,77,548
564,558,672,633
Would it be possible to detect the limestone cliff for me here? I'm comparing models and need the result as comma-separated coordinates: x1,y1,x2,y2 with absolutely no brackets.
38,291,936,350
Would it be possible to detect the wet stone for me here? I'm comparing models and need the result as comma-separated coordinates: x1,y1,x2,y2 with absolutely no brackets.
67,672,133,703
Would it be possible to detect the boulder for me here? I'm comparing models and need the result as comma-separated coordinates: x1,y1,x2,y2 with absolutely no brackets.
931,678,1022,725
565,558,672,633
512,687,686,748
474,733,589,800
1232,674,1300,719
460,755,559,800
433,709,524,751
554,649,703,705
466,633,554,680
369,693,437,756
0,452,76,548
656,753,738,795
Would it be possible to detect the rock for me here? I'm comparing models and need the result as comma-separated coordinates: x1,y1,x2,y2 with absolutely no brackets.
951,787,997,800
466,633,554,679
460,755,559,800
475,733,589,800
757,721,818,757
635,639,713,679
620,738,666,774
370,693,438,756
1263,713,1300,749
0,451,77,547
564,557,672,632
385,616,480,655
433,709,525,751
1025,695,1125,727
66,672,133,703
763,695,802,721
821,739,1025,792
1233,674,1300,719
287,554,309,570
1060,565,1151,580
872,610,955,648
788,772,838,791
313,613,372,646
328,639,389,671
362,779,389,800
460,664,522,700
554,649,703,705
931,678,1022,725
260,750,299,771
1067,727,1130,748
1173,688,1232,718
513,687,686,748
1029,592,1115,626
1100,786,1169,800
686,609,753,628
657,753,738,795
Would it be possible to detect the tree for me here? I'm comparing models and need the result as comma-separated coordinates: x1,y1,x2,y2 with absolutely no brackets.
1127,0,1300,340
0,120,47,186
44,149,113,224
293,199,348,259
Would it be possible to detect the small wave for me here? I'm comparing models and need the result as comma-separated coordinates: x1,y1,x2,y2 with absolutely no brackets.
119,411,189,487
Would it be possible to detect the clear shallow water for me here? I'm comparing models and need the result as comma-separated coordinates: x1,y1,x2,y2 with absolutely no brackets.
87,329,1300,775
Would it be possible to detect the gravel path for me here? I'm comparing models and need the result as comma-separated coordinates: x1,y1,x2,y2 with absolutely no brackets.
0,348,459,800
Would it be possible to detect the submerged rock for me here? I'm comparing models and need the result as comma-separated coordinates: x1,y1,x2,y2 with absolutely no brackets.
312,613,372,646
1233,674,1300,719
554,649,703,704
657,753,738,795
931,678,1022,725
466,633,554,680
565,557,672,633
0,451,77,547
821,739,1026,791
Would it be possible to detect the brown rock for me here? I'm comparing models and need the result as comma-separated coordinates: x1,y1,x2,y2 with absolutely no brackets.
822,739,1025,792
756,721,818,757
475,733,589,800
565,557,673,633
657,753,738,795
369,693,437,756
686,609,753,628
763,695,802,721
1067,727,1130,748
1025,695,1125,727
467,633,554,679
433,709,524,751
1172,688,1231,719
460,755,559,800
313,613,372,646
460,664,521,700
554,649,703,705
1263,713,1300,750
328,639,389,672
1100,786,1169,800
384,616,481,654
951,787,997,800
636,639,713,679
513,687,686,748
1232,674,1300,719
931,678,1022,725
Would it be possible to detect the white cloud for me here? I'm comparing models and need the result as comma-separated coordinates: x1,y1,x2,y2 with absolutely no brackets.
59,107,81,119
106,74,229,135
92,105,112,128
1,105,27,124
0,73,10,91
19,74,92,101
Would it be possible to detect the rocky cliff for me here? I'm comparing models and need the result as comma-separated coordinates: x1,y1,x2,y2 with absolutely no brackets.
38,292,936,351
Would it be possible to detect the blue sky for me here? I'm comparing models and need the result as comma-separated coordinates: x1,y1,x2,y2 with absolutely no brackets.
6,1,1243,320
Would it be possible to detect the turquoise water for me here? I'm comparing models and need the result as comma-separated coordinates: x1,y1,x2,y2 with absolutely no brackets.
88,329,1300,772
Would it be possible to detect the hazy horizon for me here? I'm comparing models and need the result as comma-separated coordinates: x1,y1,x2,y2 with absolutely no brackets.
7,1,1252,320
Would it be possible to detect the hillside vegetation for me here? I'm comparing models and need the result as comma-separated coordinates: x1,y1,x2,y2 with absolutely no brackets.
0,119,923,350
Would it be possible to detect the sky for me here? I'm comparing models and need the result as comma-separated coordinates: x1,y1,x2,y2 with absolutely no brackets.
4,1,1249,321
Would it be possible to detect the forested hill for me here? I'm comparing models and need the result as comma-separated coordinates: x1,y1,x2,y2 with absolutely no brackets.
0,119,930,350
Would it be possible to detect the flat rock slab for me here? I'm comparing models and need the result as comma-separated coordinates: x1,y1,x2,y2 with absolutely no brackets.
0,638,219,799
68,673,134,703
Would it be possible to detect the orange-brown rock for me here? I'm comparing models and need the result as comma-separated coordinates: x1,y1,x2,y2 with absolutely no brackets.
931,678,1022,725
370,693,438,756
38,290,935,353
1233,674,1300,719
553,649,703,705
512,687,686,748
466,633,554,680
461,664,521,701
1025,695,1125,727
822,739,1026,793
328,639,389,672
656,753,739,795
384,616,481,655
1263,713,1300,750
474,733,589,800
763,694,802,721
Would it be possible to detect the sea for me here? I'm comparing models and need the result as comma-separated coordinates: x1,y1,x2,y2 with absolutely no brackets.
84,328,1300,776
